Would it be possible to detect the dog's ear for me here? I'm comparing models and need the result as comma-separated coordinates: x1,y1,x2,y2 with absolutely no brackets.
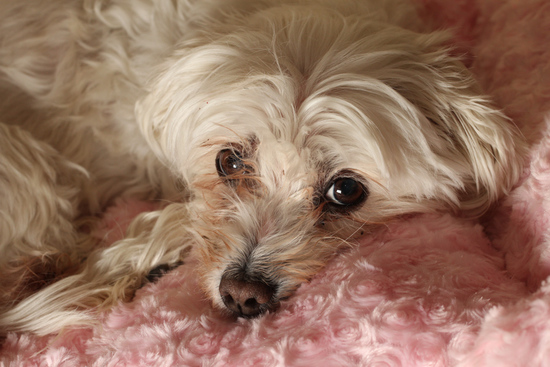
388,38,525,216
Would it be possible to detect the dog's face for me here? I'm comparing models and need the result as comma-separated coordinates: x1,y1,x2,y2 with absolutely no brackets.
137,6,522,317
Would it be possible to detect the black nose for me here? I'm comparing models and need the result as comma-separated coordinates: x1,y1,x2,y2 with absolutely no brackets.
219,276,276,318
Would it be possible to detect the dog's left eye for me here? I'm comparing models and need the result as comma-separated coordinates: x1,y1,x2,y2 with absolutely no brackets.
217,149,247,177
325,176,367,207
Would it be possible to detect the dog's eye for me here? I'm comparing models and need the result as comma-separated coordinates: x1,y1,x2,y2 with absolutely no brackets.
217,149,246,177
325,177,367,207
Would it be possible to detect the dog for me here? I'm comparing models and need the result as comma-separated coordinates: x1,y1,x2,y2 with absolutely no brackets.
0,0,524,336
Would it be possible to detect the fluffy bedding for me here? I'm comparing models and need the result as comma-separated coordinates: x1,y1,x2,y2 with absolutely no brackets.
2,0,550,365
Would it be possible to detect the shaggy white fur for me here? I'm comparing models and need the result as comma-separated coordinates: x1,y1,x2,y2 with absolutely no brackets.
0,0,523,336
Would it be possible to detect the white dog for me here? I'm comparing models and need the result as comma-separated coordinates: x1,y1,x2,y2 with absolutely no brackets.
0,0,523,336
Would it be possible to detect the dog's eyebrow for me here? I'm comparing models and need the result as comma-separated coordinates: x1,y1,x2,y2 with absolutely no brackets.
200,134,259,153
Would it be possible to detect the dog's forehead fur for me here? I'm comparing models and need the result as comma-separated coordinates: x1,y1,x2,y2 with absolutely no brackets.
139,29,452,207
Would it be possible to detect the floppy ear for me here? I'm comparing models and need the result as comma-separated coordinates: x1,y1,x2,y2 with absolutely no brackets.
390,39,525,216
430,94,524,216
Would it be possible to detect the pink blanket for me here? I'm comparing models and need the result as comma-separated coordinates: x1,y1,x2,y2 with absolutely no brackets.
2,0,550,365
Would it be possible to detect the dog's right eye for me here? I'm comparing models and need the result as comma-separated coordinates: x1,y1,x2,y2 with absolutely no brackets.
216,149,246,177
324,174,368,211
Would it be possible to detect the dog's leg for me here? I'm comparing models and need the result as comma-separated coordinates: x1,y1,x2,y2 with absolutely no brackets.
0,203,192,336
0,123,92,309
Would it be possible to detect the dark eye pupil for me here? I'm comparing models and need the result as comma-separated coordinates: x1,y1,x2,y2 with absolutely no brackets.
335,178,357,197
227,155,242,171
333,178,363,204
217,149,245,177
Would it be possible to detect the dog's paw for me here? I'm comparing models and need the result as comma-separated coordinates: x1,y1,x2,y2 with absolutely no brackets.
144,261,184,284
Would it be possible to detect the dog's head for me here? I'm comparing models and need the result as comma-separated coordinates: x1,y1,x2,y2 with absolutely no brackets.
137,5,523,318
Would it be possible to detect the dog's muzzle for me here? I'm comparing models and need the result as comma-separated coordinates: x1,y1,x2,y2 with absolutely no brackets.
219,275,278,318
